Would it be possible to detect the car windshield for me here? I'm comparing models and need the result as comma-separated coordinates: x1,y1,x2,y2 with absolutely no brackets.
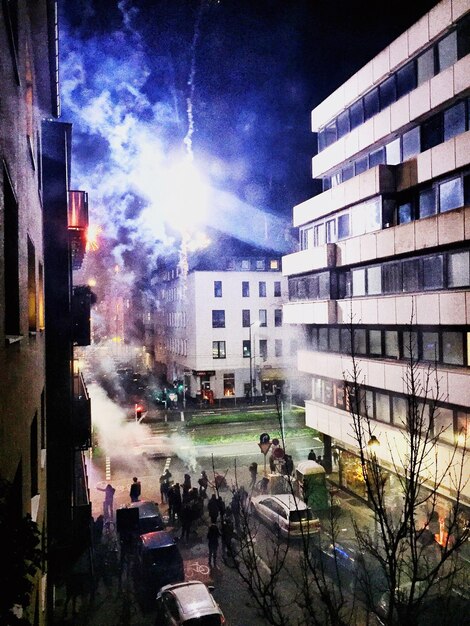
289,508,314,522
183,617,222,626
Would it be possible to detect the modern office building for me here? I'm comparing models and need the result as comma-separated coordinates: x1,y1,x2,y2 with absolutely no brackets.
283,0,470,512
153,245,303,403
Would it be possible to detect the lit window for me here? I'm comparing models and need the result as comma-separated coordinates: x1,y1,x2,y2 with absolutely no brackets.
270,259,279,269
212,341,226,359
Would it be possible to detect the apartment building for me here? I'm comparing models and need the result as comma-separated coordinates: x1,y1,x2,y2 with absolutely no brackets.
283,0,470,511
154,250,302,403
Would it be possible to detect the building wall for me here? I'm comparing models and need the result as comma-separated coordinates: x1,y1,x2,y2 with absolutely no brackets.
283,0,470,509
0,1,57,623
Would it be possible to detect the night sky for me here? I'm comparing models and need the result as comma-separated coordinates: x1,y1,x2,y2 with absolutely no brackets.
60,0,439,289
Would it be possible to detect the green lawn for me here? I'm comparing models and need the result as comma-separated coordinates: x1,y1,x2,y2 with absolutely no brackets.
190,427,314,446
190,406,305,426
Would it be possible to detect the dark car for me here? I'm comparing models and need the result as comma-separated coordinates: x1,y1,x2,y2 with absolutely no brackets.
311,535,365,592
136,531,184,599
129,500,164,534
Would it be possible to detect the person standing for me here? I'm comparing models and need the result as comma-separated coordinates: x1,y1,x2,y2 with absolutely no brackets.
308,449,316,461
182,473,192,501
160,469,172,504
207,494,219,524
198,470,209,498
129,477,141,502
207,523,221,568
172,483,182,521
97,483,116,520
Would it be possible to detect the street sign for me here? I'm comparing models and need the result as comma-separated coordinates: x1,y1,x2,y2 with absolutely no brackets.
259,432,270,444
258,442,272,455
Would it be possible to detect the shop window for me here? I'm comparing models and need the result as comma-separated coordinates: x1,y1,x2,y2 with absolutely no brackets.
376,393,391,423
350,100,364,130
403,259,421,292
443,101,466,141
421,114,443,151
242,281,250,297
364,88,380,120
385,330,399,358
259,281,266,297
419,187,436,218
369,330,382,355
259,309,267,327
223,373,235,396
417,47,435,85
437,30,457,72
259,339,267,360
402,126,421,161
422,332,439,361
275,339,283,357
242,340,251,358
274,309,282,327
337,213,350,240
439,177,463,213
423,255,444,290
214,280,222,297
396,61,416,98
274,281,281,297
379,75,397,109
367,266,382,295
212,310,225,328
212,341,226,359
448,251,470,287
242,309,250,327
329,328,340,352
442,331,464,365
337,110,350,139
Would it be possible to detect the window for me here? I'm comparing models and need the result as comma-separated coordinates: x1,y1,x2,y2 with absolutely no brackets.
354,329,367,354
443,332,464,365
417,47,435,85
392,396,408,428
274,309,282,327
259,309,267,327
324,121,337,147
350,100,364,130
385,331,399,358
379,76,396,109
275,339,283,357
4,164,20,335
337,110,350,138
433,406,454,443
259,339,267,360
443,101,466,141
259,281,266,297
314,223,325,247
241,259,251,270
367,266,381,295
421,114,443,151
439,177,463,213
214,280,222,297
448,251,470,287
319,328,328,351
242,309,251,327
326,219,337,243
270,259,279,270
342,163,354,182
38,263,45,329
212,310,225,328
396,61,416,98
457,13,470,59
419,187,436,218
403,259,421,292
223,373,235,396
30,414,38,497
274,281,281,297
402,126,420,161
364,88,380,120
355,155,368,175
423,332,439,361
329,328,340,352
369,147,385,168
369,330,382,355
352,269,366,296
212,341,226,359
242,340,251,358
256,259,265,270
423,255,443,290
376,393,391,423
403,331,418,358
242,281,250,297
398,201,413,224
337,213,350,239
386,138,401,165
437,30,457,72
27,238,37,332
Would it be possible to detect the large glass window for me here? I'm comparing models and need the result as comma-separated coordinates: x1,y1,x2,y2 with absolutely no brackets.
423,255,444,290
376,393,391,423
350,100,364,130
364,88,380,120
329,328,340,352
448,251,470,287
443,331,464,365
385,330,399,358
318,328,328,351
417,47,435,85
457,13,470,58
212,310,225,328
212,341,226,359
443,101,466,141
396,61,416,98
382,263,402,294
402,126,421,161
423,332,439,361
341,328,352,355
403,330,419,358
393,396,408,428
398,201,413,224
354,329,367,354
437,30,457,72
352,269,366,296
369,330,382,355
379,75,396,109
403,259,421,292
337,110,350,138
439,177,463,213
367,266,382,295
318,273,330,299
419,187,436,218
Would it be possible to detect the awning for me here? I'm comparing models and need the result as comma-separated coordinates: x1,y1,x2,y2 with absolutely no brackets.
260,368,285,381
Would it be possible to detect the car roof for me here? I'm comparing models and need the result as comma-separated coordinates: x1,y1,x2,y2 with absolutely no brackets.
256,493,309,510
128,500,160,517
140,531,175,550
161,581,220,618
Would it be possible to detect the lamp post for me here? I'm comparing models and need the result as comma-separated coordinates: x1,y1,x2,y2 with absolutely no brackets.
249,321,260,403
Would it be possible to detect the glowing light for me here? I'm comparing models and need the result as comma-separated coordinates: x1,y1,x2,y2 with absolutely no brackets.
88,278,97,288
185,232,211,252
86,224,102,251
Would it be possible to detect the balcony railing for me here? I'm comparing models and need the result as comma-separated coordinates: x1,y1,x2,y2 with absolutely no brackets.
68,190,88,270
72,371,91,450
72,285,92,346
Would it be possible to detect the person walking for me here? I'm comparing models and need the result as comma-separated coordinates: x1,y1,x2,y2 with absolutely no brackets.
207,494,219,524
129,477,141,502
308,449,316,461
97,483,115,520
198,470,209,498
207,523,221,568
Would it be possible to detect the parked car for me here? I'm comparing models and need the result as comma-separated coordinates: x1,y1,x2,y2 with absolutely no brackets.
128,500,164,534
249,493,320,538
155,581,226,626
136,531,184,598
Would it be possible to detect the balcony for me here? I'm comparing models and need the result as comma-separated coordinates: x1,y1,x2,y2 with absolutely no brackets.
68,190,88,270
282,243,336,277
72,371,91,450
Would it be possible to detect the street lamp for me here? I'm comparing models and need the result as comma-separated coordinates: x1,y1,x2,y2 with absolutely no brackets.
249,320,261,402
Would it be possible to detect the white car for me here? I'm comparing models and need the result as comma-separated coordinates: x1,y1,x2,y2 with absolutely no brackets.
250,493,320,537
155,581,225,626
